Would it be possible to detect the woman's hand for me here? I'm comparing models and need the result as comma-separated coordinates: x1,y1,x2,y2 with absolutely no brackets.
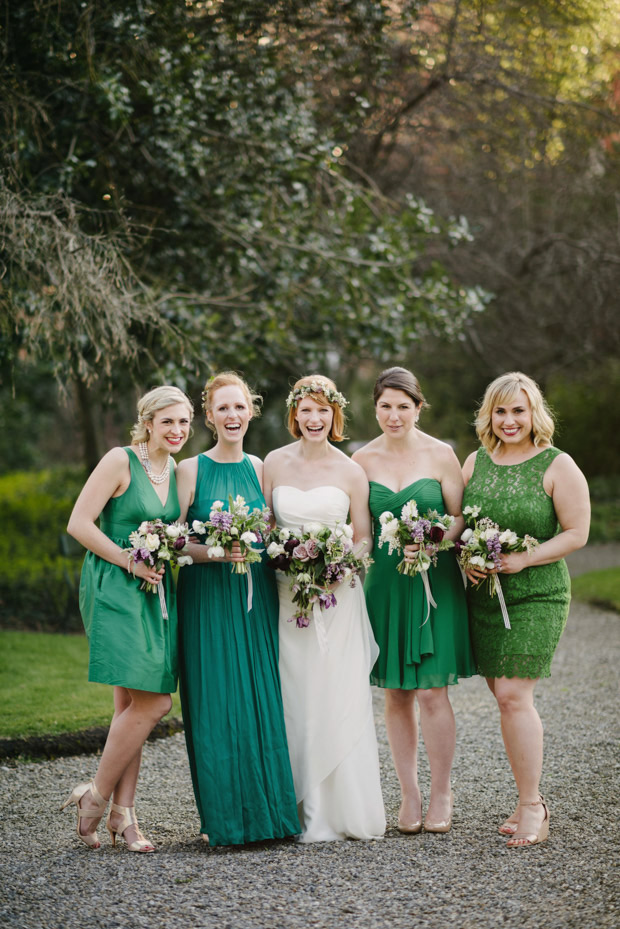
227,541,245,564
403,542,421,564
464,565,490,585
496,551,529,575
131,561,166,586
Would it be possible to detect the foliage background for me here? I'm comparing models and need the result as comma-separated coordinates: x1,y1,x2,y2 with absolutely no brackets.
0,1,618,629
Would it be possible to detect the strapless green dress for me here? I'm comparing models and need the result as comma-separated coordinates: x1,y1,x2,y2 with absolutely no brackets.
365,478,475,690
177,454,300,847
79,447,180,693
462,447,571,679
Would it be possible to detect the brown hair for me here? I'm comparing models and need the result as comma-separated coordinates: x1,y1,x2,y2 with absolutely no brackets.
475,371,555,452
130,386,194,442
202,372,262,437
373,367,429,410
286,374,347,442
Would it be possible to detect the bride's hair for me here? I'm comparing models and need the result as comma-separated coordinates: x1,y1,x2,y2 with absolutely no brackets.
286,374,347,442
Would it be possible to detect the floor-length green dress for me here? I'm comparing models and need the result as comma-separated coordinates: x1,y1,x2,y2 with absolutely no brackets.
178,454,300,847
79,447,180,693
365,479,475,689
462,447,571,679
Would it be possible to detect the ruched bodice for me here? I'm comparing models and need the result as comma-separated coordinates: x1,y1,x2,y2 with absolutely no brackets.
272,485,349,531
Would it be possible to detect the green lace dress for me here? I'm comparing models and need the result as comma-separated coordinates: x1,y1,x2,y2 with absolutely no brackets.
365,479,475,690
79,447,180,693
177,454,300,847
462,447,571,679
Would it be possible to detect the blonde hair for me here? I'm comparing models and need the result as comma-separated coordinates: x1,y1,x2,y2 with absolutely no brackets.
475,371,555,452
130,386,194,442
286,374,347,442
202,371,262,437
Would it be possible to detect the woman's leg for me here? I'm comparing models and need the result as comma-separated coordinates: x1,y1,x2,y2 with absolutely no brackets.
76,688,171,841
492,676,546,839
384,688,422,826
416,686,455,825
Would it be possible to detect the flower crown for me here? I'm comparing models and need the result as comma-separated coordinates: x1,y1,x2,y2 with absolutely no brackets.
286,382,349,411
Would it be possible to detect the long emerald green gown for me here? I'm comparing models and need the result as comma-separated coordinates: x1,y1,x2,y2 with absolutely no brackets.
462,447,571,679
79,447,180,693
177,454,300,847
365,478,475,690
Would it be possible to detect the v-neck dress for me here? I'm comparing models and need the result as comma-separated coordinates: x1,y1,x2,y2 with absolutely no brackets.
364,478,475,690
79,446,180,693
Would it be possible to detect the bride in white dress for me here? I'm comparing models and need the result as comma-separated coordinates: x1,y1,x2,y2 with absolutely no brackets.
264,375,386,843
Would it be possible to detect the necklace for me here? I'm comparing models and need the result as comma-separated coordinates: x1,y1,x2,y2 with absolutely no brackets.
138,441,171,485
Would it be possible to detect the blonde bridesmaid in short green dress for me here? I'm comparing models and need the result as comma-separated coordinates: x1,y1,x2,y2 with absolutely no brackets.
462,372,589,848
62,386,193,852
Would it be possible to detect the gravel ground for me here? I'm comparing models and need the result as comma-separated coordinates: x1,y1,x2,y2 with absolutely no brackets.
1,591,618,928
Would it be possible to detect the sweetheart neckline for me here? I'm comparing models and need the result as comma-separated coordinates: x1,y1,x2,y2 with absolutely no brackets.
369,477,440,495
273,484,349,497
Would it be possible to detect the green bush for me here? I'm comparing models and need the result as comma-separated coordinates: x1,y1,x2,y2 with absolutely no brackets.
0,467,86,630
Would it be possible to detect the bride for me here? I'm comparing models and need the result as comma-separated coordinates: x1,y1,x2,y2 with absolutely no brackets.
263,374,386,842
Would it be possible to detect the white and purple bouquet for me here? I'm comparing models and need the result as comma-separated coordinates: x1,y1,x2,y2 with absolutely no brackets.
377,500,455,577
266,522,372,631
456,504,539,628
192,494,270,575
126,519,193,592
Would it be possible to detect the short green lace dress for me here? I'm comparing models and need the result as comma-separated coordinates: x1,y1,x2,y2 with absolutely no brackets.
177,454,300,847
462,447,571,679
79,447,180,693
365,479,475,690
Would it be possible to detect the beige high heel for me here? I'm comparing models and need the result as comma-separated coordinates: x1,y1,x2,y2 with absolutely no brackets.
506,798,549,848
397,794,423,834
424,791,454,834
106,803,155,852
60,781,107,849
499,793,543,835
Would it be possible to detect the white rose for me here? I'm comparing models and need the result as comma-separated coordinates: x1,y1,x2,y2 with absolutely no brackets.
165,523,182,539
207,545,226,559
460,528,474,543
145,533,160,552
158,549,171,561
240,531,258,545
342,524,354,539
499,530,518,545
379,511,394,526
470,555,486,568
267,541,285,557
483,528,498,541
278,528,292,541
304,522,323,536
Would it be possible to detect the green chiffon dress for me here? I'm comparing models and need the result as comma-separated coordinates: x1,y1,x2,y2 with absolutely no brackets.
177,454,300,847
462,447,571,679
79,447,180,693
365,479,475,690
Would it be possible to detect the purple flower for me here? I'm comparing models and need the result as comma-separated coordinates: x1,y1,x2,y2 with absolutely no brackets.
284,538,300,553
295,613,310,628
429,525,445,544
268,553,292,571
305,538,320,559
319,591,337,609
173,536,187,550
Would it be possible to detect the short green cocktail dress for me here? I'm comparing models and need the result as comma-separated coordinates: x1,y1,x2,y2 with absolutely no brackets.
462,447,571,679
365,479,475,690
79,447,180,693
177,454,300,847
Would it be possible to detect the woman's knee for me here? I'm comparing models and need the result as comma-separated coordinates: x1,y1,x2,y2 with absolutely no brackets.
493,679,535,714
416,686,449,714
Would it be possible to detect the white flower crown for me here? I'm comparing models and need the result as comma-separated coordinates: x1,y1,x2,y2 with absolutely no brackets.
286,382,349,410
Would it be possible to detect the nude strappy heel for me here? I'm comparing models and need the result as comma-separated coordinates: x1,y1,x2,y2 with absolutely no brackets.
506,798,549,848
60,780,107,849
106,803,155,852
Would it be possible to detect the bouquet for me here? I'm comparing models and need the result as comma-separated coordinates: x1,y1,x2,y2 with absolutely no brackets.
377,500,455,625
191,494,270,575
126,519,193,619
456,504,539,628
266,522,372,648
377,500,455,577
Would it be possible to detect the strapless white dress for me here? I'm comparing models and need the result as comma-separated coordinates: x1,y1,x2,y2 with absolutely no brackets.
272,485,386,843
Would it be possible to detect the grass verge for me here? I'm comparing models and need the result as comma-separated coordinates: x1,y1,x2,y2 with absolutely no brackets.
571,567,620,613
0,630,182,739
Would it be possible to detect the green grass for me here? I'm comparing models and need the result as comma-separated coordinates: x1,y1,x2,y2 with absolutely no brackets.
572,567,620,613
0,631,182,739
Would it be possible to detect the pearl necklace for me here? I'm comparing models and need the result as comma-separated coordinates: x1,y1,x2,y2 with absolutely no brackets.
138,441,171,485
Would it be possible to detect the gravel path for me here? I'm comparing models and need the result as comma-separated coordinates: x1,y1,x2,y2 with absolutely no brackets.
1,599,618,929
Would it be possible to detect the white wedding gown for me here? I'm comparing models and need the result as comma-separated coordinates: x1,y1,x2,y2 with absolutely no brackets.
273,485,386,843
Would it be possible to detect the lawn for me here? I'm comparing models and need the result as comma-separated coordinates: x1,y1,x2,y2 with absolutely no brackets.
0,631,182,739
571,566,620,614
